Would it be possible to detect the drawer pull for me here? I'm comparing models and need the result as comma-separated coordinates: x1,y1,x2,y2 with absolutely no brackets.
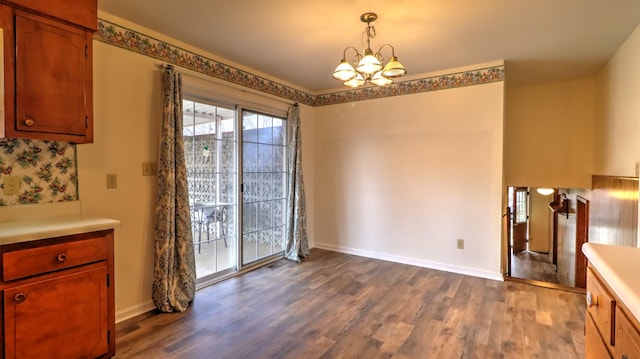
24,117,35,127
622,355,628,359
586,291,598,307
57,253,67,262
13,293,26,303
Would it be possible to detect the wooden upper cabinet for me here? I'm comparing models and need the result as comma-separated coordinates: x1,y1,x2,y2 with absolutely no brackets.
15,11,92,141
0,1,96,143
2,0,97,31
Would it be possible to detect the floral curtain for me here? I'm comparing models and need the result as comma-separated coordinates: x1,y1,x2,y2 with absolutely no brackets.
152,65,196,312
284,104,310,261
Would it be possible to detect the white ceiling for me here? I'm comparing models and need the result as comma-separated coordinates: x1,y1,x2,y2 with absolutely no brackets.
98,0,640,93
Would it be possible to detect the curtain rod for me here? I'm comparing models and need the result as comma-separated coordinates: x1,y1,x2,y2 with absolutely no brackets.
156,63,296,107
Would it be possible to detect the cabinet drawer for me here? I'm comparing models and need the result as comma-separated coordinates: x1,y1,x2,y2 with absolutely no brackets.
616,307,640,359
586,313,612,358
2,236,107,281
587,267,616,347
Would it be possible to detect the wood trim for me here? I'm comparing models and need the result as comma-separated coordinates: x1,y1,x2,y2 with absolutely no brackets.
504,275,586,294
575,196,589,288
590,175,638,247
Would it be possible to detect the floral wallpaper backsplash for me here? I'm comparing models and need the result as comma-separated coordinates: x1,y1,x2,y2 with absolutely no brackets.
0,139,78,206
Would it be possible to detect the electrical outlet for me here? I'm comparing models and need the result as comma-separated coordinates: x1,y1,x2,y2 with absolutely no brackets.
142,162,158,176
106,173,117,189
456,239,464,250
3,176,20,195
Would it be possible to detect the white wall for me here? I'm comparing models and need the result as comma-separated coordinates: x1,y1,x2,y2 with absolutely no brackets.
504,79,595,189
594,25,640,177
313,82,505,279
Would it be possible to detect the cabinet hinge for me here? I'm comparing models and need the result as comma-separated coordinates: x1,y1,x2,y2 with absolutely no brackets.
107,330,111,344
85,116,88,128
85,45,88,58
106,274,110,287
240,183,244,192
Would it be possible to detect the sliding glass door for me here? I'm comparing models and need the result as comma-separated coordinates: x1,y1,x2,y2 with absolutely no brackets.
183,100,287,282
241,110,287,265
183,100,237,281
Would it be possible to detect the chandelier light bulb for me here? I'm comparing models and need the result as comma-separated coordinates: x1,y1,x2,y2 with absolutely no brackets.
370,70,392,86
344,72,365,88
357,49,382,75
333,59,357,81
382,56,407,78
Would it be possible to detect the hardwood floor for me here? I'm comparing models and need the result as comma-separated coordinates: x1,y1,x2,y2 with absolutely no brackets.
510,250,559,284
116,249,586,358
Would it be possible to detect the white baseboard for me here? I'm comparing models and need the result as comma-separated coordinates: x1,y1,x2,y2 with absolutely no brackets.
313,242,503,281
116,300,155,323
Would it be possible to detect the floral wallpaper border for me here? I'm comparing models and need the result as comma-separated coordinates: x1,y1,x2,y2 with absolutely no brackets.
0,139,78,206
95,19,504,107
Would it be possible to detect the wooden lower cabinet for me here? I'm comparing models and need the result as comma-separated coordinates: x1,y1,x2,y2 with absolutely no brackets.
586,265,640,359
616,307,640,359
586,312,612,358
0,230,115,358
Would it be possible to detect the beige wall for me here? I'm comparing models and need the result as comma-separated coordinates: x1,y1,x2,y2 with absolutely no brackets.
528,189,552,253
594,25,640,177
313,82,505,279
78,42,161,319
505,79,595,189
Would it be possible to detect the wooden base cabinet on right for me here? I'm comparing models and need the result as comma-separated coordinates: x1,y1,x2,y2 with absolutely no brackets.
586,266,640,359
616,307,640,359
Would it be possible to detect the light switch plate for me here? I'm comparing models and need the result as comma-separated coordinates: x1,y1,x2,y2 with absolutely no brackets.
3,176,20,195
106,174,117,189
142,162,158,176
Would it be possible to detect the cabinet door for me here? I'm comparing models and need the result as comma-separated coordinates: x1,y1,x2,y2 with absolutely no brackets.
15,11,92,142
3,267,108,359
616,307,640,359
586,313,612,358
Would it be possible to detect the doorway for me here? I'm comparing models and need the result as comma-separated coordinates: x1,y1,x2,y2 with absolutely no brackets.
505,186,591,289
506,186,559,284
182,99,287,284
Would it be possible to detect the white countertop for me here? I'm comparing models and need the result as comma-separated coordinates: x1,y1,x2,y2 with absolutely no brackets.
583,242,640,322
0,201,120,245
0,214,120,245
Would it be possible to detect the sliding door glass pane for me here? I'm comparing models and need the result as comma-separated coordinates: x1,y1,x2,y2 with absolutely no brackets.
183,100,237,280
242,110,287,265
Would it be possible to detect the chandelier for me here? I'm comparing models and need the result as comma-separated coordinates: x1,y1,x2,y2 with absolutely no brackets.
332,12,407,88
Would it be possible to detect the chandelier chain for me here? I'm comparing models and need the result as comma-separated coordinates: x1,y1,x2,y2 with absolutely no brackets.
362,24,376,51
